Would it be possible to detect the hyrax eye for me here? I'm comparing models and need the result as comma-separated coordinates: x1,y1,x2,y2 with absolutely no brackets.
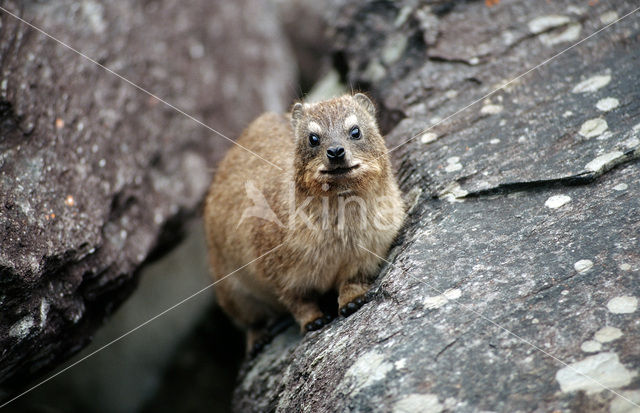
349,126,361,140
309,133,320,147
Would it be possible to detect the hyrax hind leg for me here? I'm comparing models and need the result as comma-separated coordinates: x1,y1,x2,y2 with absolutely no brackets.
338,276,370,317
213,277,279,355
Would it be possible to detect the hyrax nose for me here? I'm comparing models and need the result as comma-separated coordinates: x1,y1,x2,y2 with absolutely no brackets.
326,146,345,163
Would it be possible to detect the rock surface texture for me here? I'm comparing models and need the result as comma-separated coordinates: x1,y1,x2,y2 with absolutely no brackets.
234,1,640,412
0,0,295,392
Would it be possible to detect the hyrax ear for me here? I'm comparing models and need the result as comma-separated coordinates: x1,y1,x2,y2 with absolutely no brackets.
291,102,304,130
353,93,376,118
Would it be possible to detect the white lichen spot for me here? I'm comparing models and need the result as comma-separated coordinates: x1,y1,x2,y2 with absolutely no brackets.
424,288,462,310
445,89,458,99
566,5,585,15
528,15,570,34
394,358,407,369
572,75,611,93
609,390,640,413
614,183,628,191
556,352,636,394
405,186,423,215
393,394,443,413
99,159,106,168
394,6,412,27
9,316,35,339
442,397,460,411
439,183,468,203
619,263,631,271
585,151,624,173
544,194,571,209
607,296,638,314
468,57,480,66
624,137,640,149
480,104,503,115
39,298,49,328
420,132,438,144
579,118,608,138
594,326,623,343
580,340,602,353
489,138,500,144
81,1,106,33
189,42,205,59
344,350,393,391
362,60,386,83
445,156,463,173
563,110,574,118
540,23,582,46
600,11,619,25
381,35,408,65
574,259,593,273
596,97,619,112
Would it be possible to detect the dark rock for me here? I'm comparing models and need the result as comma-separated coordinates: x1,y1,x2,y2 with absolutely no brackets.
140,304,245,413
275,0,333,94
233,1,640,412
0,0,296,394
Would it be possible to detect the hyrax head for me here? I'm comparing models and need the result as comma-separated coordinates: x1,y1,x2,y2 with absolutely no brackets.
290,93,391,195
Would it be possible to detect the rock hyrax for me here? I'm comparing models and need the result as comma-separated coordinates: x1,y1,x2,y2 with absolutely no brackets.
204,93,405,353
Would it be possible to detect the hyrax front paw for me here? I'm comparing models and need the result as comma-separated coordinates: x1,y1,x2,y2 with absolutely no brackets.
339,296,366,317
304,314,334,332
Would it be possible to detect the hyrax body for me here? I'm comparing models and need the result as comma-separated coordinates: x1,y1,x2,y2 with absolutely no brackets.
204,94,405,352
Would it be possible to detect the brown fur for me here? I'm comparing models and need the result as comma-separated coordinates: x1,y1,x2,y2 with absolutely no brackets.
204,94,405,352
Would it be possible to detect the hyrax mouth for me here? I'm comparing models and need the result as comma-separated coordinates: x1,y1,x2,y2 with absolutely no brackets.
320,164,360,175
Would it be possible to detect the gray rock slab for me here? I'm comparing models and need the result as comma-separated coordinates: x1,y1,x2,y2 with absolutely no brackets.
233,1,640,411
0,0,296,391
